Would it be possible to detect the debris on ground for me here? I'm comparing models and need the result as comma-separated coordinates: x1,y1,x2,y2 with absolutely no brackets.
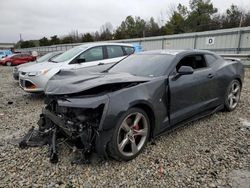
0,66,249,187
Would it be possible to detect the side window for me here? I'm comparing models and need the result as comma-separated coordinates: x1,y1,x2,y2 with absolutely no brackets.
176,55,207,71
107,46,124,58
79,47,103,62
205,54,217,66
123,46,135,55
13,55,20,59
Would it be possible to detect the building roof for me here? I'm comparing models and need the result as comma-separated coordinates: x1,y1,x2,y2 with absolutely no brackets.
0,43,15,49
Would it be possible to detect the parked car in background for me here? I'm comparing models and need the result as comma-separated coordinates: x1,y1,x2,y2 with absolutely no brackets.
0,50,13,59
131,43,143,52
19,43,138,93
0,53,36,66
13,51,63,80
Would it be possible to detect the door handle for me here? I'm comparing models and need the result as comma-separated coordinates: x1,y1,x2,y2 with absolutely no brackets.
98,62,104,65
207,73,214,79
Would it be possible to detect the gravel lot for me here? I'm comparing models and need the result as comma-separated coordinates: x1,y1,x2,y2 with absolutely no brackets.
0,66,249,187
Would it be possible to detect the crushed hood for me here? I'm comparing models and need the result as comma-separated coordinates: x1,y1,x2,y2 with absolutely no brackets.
45,69,152,95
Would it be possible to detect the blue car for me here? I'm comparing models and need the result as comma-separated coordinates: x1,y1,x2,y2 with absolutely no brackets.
132,43,143,53
0,50,13,59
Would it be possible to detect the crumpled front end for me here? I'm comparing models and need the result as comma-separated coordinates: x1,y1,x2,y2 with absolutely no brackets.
19,95,109,164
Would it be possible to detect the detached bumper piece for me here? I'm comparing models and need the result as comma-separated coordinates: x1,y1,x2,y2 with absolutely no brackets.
19,104,103,164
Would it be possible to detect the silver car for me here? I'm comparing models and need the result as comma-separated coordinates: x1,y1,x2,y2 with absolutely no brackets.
19,43,136,93
13,51,62,80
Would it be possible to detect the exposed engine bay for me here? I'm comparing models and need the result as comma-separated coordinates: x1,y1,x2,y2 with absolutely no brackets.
19,97,105,164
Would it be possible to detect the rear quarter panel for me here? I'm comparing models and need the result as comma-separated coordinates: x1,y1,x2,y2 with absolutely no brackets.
213,58,244,101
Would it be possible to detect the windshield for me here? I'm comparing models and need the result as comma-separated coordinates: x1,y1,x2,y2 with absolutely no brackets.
0,52,4,55
52,46,85,63
109,54,174,77
36,52,57,63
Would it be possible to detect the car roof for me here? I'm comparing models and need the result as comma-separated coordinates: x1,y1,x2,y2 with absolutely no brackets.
76,42,134,49
11,53,29,56
50,51,63,54
138,49,216,56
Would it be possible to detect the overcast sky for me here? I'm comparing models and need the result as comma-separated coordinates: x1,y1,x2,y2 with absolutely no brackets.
0,0,249,43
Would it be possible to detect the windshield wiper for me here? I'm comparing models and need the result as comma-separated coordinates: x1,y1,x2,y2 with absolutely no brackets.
101,69,109,73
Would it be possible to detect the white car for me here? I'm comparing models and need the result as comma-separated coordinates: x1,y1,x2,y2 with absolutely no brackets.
19,43,136,93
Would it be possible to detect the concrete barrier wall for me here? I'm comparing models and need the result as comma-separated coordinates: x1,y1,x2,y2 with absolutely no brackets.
17,26,250,55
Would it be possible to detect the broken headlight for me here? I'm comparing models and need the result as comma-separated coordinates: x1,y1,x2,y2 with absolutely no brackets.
56,104,105,127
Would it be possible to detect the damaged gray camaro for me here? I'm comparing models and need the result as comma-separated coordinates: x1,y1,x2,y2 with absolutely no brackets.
19,50,245,164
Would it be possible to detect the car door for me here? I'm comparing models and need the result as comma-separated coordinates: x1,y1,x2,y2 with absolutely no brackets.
21,54,29,64
25,55,32,62
73,46,106,71
168,54,218,126
19,54,27,64
12,55,21,64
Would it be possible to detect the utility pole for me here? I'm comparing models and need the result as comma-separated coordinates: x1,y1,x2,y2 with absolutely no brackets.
237,13,243,54
76,30,79,41
19,33,22,49
239,14,243,28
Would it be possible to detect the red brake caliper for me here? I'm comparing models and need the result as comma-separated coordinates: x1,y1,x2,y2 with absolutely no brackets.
133,124,140,139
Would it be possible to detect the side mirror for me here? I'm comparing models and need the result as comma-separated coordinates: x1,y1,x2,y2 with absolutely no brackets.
178,66,194,75
76,58,85,64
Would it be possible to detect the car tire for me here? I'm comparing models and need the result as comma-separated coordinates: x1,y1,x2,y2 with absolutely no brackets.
6,62,12,66
108,107,150,161
224,79,241,111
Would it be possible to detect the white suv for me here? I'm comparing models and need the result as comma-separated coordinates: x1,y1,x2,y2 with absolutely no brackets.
19,43,136,93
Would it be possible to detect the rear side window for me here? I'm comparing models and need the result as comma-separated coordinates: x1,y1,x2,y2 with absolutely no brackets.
13,55,20,59
123,46,135,55
205,54,217,66
177,55,207,71
107,46,124,58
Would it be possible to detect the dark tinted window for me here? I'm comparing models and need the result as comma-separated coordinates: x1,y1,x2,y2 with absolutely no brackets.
109,54,174,77
107,46,124,58
22,53,29,56
123,46,135,55
13,55,21,58
177,55,207,71
205,54,217,66
79,47,103,62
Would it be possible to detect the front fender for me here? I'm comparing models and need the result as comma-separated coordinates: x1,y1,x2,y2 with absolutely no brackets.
100,78,168,134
